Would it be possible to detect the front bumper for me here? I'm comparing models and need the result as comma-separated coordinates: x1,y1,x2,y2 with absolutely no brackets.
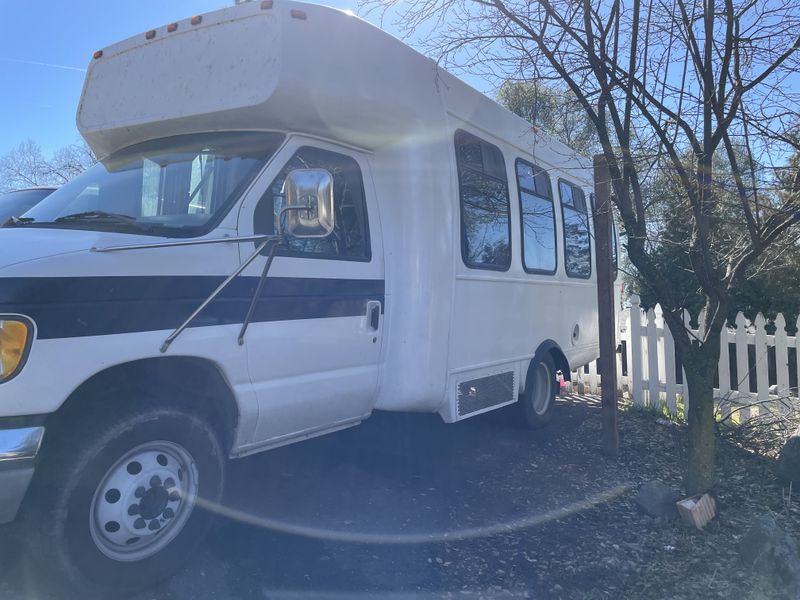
0,426,44,524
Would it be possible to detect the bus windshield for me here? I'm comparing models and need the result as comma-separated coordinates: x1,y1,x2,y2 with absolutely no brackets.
21,131,285,237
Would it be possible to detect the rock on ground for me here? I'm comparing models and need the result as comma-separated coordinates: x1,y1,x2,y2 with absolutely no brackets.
777,433,800,485
634,481,680,519
739,514,800,596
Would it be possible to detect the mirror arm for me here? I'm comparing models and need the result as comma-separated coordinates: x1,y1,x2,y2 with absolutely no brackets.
278,204,313,223
237,237,282,346
159,235,282,353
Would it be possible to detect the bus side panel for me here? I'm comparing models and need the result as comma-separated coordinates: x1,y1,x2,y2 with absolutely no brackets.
443,122,599,421
371,134,456,414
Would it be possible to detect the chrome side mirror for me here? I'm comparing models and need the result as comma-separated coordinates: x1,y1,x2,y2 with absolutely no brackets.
282,169,334,238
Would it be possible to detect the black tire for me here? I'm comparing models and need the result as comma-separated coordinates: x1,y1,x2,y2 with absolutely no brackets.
23,405,225,598
520,353,557,428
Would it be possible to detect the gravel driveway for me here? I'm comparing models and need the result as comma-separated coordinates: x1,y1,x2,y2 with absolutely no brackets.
1,397,629,599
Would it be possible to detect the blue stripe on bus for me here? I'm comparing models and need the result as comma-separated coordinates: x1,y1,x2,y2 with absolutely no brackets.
0,276,385,340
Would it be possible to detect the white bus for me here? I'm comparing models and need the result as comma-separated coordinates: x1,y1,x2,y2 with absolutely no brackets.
0,1,602,593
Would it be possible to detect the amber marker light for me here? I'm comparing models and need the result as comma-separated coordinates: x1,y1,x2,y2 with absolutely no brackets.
191,15,203,25
0,319,31,382
290,9,307,19
93,50,103,59
145,29,156,40
167,22,178,32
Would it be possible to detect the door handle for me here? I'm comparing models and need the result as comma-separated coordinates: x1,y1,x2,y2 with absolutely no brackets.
366,300,381,332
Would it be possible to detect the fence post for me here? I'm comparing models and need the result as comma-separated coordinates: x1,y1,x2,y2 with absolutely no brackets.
616,305,625,395
663,308,678,416
656,305,667,408
718,322,732,420
735,312,750,422
647,307,660,409
630,295,644,407
682,309,692,416
624,308,633,396
775,313,789,398
588,360,599,395
796,315,800,399
755,313,769,410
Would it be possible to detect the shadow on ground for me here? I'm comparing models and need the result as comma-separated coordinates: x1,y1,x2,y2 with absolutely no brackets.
3,396,630,599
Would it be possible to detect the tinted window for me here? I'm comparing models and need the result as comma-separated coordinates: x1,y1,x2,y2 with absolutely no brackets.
516,160,556,274
559,180,592,278
455,130,511,270
0,189,54,223
255,147,370,260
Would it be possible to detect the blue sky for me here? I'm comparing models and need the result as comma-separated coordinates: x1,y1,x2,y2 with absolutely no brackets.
0,0,491,158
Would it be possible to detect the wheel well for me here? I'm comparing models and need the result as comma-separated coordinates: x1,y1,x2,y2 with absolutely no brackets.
45,357,239,454
548,347,571,382
523,341,571,393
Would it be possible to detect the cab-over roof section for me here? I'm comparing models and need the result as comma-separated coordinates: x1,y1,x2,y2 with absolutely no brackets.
78,1,444,157
77,0,589,185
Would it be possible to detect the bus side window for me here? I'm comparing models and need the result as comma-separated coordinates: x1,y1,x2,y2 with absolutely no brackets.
516,158,557,274
559,180,592,279
454,130,512,271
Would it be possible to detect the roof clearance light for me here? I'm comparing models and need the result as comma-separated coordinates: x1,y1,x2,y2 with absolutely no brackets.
261,0,273,8
167,22,178,32
290,9,307,19
145,29,156,40
191,15,203,25
93,50,103,59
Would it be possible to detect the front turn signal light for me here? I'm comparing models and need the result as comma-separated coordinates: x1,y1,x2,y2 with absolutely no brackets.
0,319,31,382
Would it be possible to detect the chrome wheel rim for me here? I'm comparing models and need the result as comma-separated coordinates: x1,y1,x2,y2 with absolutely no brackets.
531,362,553,415
89,440,199,562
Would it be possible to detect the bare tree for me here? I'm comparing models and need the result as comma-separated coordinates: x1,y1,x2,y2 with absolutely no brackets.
0,139,96,193
497,81,601,155
366,0,800,492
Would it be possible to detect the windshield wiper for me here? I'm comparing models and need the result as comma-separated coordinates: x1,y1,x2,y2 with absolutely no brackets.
55,210,139,224
52,210,161,233
1,216,35,227
3,211,176,235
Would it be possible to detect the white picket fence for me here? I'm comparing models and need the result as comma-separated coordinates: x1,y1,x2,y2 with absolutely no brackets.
572,295,800,423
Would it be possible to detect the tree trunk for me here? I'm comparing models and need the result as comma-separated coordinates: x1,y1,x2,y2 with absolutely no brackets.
684,364,717,494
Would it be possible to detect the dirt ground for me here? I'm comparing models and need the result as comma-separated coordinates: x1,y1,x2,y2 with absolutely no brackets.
1,395,796,599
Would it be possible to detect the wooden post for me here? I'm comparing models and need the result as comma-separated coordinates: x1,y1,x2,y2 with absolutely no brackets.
630,296,644,407
682,309,692,416
755,313,769,411
663,309,678,416
734,312,750,422
718,323,732,420
615,304,625,394
796,315,800,401
646,307,660,409
655,304,667,409
775,313,789,398
593,154,619,456
588,360,599,395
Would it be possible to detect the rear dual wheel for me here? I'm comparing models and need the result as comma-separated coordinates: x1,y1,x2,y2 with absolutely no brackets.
25,405,225,597
520,354,557,428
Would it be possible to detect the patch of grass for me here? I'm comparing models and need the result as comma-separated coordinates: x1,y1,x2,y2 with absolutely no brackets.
620,396,684,424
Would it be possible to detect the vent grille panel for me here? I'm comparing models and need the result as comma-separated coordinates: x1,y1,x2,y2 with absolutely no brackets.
457,371,515,417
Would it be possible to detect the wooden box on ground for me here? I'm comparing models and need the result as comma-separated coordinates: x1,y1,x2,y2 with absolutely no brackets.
676,493,717,530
